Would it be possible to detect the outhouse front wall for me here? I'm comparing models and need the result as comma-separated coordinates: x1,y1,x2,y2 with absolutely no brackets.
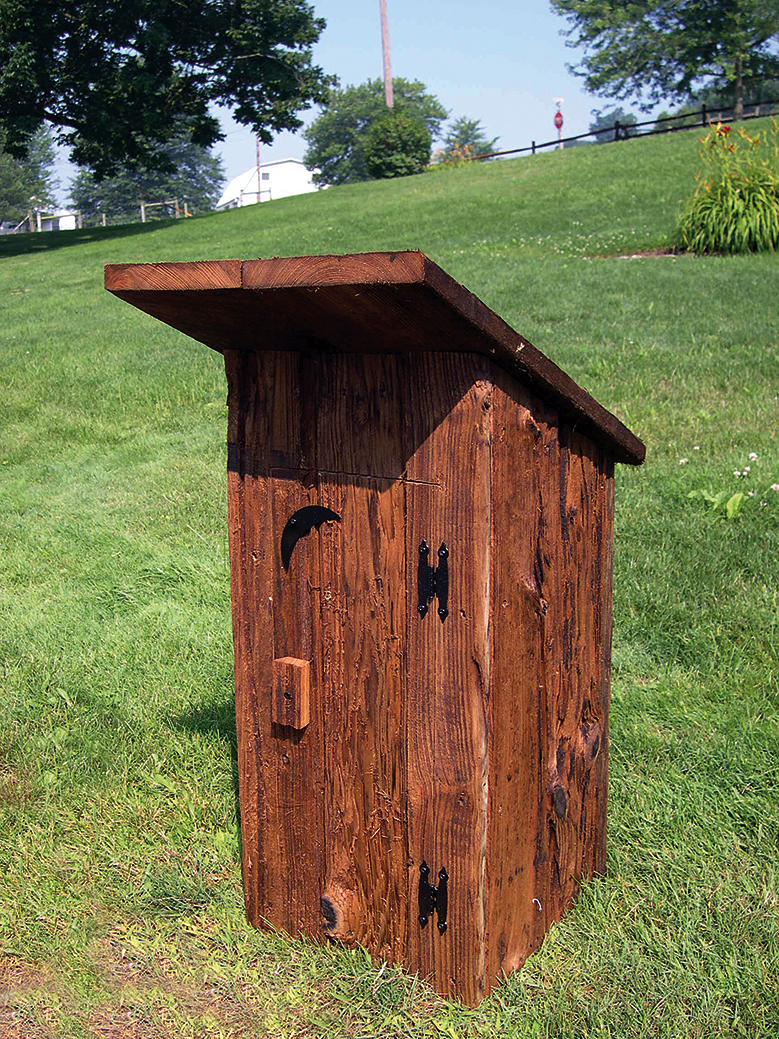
224,346,614,1005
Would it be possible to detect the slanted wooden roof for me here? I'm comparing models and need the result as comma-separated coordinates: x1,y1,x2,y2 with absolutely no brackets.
105,250,645,465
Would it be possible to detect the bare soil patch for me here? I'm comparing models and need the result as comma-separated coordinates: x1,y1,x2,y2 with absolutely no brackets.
0,1005,56,1039
0,957,49,994
617,248,679,258
87,1003,172,1039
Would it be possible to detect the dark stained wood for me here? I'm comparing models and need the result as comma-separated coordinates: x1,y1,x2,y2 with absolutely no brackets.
531,416,614,934
486,370,549,982
315,353,409,961
404,353,492,1005
104,253,645,466
225,349,324,937
272,657,311,729
317,474,408,956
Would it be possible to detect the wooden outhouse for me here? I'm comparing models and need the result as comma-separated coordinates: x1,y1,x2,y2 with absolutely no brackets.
105,251,645,1005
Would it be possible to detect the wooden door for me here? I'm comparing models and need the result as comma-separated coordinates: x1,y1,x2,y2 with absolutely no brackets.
226,348,493,1004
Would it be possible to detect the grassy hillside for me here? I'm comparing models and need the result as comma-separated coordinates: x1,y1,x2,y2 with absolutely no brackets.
1,123,778,1038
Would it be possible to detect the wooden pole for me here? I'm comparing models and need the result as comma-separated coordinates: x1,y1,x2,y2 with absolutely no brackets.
260,135,267,201
379,0,393,108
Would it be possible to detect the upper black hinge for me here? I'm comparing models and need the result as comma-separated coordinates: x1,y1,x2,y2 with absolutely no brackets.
417,540,449,621
418,861,448,934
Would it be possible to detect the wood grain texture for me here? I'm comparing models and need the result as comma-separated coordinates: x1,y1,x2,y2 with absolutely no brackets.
272,657,311,729
485,368,614,988
222,342,617,1006
104,259,241,292
531,415,614,935
404,353,492,1005
315,354,409,959
242,251,425,289
105,253,644,465
486,370,548,981
225,349,324,937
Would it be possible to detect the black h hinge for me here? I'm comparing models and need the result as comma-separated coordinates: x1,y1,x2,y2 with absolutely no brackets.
418,861,448,934
417,540,449,621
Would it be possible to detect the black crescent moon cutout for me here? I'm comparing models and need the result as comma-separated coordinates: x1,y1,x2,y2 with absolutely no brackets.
280,506,342,570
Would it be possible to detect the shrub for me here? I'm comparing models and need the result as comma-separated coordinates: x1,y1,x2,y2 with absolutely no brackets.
363,111,431,180
428,144,474,172
676,120,779,254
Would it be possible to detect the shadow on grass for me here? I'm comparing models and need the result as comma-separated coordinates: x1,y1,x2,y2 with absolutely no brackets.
168,689,243,865
0,213,213,259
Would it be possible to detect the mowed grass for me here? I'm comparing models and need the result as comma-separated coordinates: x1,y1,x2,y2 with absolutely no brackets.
1,123,778,1038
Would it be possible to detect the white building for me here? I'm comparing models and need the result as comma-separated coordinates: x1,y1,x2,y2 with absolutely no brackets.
38,210,80,231
216,158,319,210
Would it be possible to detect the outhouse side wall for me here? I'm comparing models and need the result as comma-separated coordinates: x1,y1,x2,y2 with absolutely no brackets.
487,365,615,986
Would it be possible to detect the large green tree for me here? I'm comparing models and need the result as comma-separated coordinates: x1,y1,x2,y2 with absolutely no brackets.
551,0,779,118
69,134,225,223
0,0,334,178
0,125,55,224
303,78,448,186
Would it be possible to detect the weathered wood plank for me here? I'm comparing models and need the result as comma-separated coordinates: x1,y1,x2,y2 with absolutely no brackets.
242,251,425,289
266,469,324,935
316,353,407,479
404,353,492,1005
533,417,612,931
486,369,548,982
105,253,644,466
105,259,241,292
317,475,408,959
224,349,269,927
225,349,324,937
315,353,408,960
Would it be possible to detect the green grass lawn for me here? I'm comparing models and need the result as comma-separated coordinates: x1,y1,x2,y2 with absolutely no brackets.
1,124,778,1038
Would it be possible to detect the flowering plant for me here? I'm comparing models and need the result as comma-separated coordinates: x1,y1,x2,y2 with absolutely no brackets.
427,144,473,172
676,120,779,254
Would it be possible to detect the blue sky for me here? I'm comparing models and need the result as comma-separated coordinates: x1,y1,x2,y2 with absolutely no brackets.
53,0,651,204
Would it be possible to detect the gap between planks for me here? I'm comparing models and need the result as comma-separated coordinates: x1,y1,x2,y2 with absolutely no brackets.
268,466,441,487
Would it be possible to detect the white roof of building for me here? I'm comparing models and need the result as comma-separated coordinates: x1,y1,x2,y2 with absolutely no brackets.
216,158,314,209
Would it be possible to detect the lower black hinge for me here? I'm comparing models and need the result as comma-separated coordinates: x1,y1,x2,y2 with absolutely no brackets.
418,861,448,934
417,540,449,621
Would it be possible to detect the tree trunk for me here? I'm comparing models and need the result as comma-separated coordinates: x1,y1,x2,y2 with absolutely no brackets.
734,54,744,121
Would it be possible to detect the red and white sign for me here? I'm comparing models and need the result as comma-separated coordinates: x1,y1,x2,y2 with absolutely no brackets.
554,110,564,130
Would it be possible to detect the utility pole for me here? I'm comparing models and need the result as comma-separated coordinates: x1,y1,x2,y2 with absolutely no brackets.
379,0,393,108
260,135,267,201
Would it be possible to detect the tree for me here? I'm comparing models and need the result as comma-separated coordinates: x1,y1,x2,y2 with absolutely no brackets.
303,78,448,186
551,0,779,119
589,107,639,144
364,112,431,179
0,0,334,178
69,134,225,223
0,125,56,224
441,117,499,158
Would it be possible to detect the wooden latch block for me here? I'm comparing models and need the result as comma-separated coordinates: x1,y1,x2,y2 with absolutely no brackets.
272,657,311,729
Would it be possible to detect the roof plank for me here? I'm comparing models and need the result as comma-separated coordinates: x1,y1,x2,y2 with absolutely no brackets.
104,251,645,465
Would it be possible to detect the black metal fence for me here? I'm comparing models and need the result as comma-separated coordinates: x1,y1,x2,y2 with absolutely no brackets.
476,96,779,162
